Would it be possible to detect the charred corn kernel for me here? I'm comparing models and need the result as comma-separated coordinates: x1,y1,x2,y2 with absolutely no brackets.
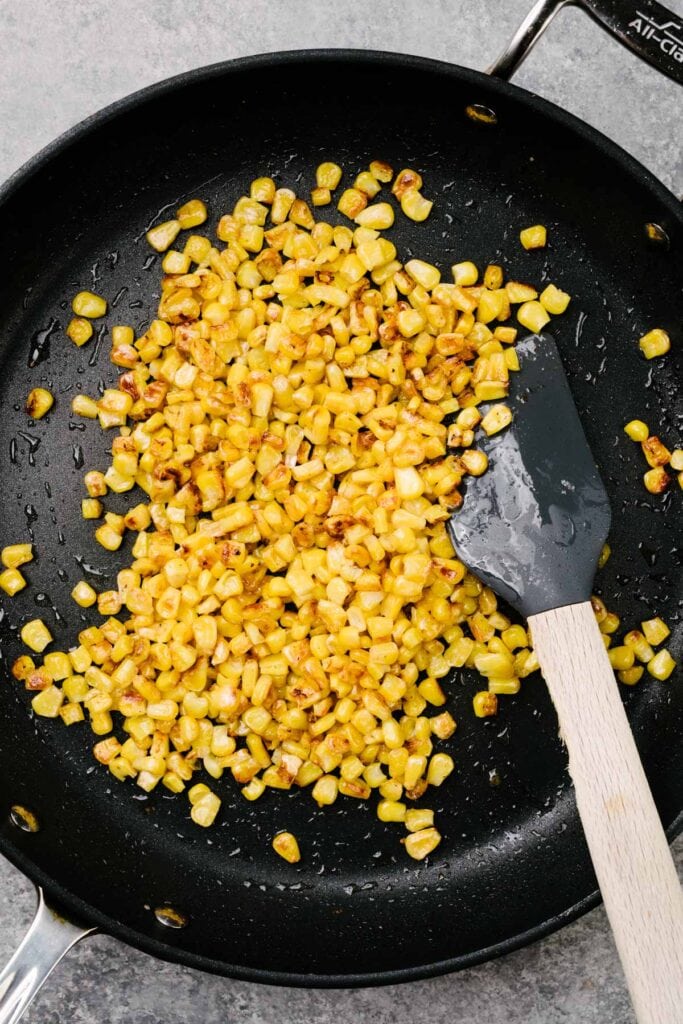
638,328,670,360
618,666,644,686
11,655,35,680
71,581,97,608
517,300,550,332
72,394,98,418
480,404,512,437
641,617,670,646
272,831,301,863
405,808,434,832
191,791,221,827
473,691,497,717
608,646,635,671
400,189,433,222
316,162,342,190
81,498,102,520
72,291,107,318
404,826,441,860
26,388,54,419
597,543,611,569
146,220,181,252
520,225,546,250
539,284,570,314
355,203,394,229
624,419,649,442
647,649,676,680
0,568,26,595
177,199,207,228
643,467,670,494
66,317,93,347
377,799,406,822
31,686,64,717
21,619,52,653
337,188,367,219
2,544,33,569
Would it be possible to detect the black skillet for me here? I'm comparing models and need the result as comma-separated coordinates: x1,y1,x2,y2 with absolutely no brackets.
0,0,681,1016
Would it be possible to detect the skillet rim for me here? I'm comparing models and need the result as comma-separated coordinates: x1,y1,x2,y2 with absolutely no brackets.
0,47,681,988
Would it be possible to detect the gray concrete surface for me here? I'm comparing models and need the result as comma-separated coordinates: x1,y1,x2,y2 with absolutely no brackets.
0,1,681,1022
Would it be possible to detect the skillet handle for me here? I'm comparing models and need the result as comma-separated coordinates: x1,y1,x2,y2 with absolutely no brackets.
489,0,683,86
0,887,93,1024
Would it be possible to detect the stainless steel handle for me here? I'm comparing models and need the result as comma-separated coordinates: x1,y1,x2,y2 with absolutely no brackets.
0,888,93,1024
489,0,683,85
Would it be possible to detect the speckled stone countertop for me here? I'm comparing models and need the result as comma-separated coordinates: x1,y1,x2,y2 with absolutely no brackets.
0,1,681,1022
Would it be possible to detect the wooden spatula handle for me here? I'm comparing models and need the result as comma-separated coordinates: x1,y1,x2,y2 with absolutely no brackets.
529,600,683,1024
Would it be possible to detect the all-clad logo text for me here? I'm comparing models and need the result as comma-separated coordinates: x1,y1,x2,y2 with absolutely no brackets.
629,10,683,62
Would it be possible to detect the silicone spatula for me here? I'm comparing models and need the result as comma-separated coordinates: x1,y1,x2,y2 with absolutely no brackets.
447,333,683,1024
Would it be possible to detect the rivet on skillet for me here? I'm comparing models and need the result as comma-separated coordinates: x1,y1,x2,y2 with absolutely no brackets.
644,222,670,248
9,804,40,833
154,905,189,929
465,103,498,125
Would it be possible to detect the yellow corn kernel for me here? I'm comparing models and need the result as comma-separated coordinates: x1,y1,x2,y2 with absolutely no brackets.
400,189,433,222
451,261,478,286
81,498,102,520
539,284,571,314
311,186,331,207
11,655,35,680
71,394,99,419
641,617,670,647
418,677,446,706
520,225,546,250
191,791,221,827
71,580,97,608
242,778,266,801
162,250,191,274
405,259,440,290
316,162,343,190
623,419,648,442
26,388,54,420
60,702,85,725
95,524,123,551
638,328,670,360
517,300,550,332
2,543,33,569
0,568,26,596
377,799,406,823
31,686,64,718
66,317,93,347
405,808,434,833
355,203,394,230
146,220,181,252
480,404,512,437
368,159,392,182
459,449,488,476
43,652,71,680
177,199,207,228
608,646,635,671
669,449,683,471
618,666,644,686
21,619,52,653
623,630,654,664
427,752,454,786
72,290,107,318
430,711,456,739
647,649,676,681
272,831,301,863
404,827,441,861
473,691,497,718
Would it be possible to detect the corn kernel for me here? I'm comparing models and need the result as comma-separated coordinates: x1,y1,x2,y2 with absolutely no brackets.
404,827,441,860
2,544,33,569
21,619,52,653
177,199,207,229
647,649,676,681
71,581,98,608
473,691,497,717
400,189,433,222
72,291,107,318
517,301,550,332
66,317,93,347
539,284,570,314
0,568,26,596
520,225,546,250
638,328,670,360
26,388,54,420
641,617,670,646
146,220,181,253
272,831,301,863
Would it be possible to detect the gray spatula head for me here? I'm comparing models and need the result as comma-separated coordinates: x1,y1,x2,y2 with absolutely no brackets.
447,333,611,619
